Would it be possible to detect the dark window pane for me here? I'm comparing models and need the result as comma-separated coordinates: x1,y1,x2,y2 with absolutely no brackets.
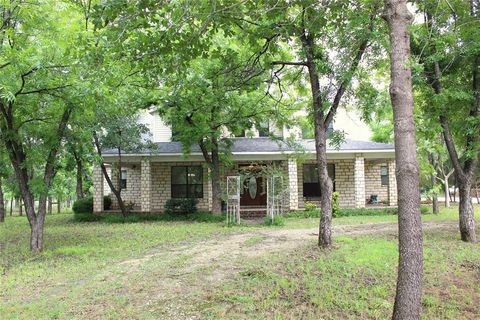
381,166,389,186
303,164,335,197
172,167,187,184
171,185,187,198
303,164,318,183
188,184,203,198
303,183,321,197
187,166,203,184
258,122,269,137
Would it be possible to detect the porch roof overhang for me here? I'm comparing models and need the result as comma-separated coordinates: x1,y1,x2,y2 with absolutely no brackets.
102,138,395,162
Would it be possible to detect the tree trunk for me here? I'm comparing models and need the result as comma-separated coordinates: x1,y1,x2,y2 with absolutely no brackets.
457,179,476,242
428,154,439,214
10,197,13,216
383,1,423,318
444,178,450,208
29,213,45,253
0,178,5,222
75,154,84,200
19,198,22,216
93,131,127,216
210,144,222,214
57,199,61,214
48,196,52,214
315,119,333,247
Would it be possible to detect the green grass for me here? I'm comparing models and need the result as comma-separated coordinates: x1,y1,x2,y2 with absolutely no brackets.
0,206,478,319
203,211,480,319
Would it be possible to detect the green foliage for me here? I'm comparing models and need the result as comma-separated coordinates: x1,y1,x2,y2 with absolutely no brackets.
98,211,224,224
72,196,94,214
164,199,198,215
304,202,317,211
263,215,285,226
334,207,398,218
332,192,340,218
284,210,320,219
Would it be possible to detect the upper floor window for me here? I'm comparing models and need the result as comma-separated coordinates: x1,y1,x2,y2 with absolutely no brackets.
258,122,269,137
171,166,203,198
236,130,246,137
380,166,389,186
303,164,335,197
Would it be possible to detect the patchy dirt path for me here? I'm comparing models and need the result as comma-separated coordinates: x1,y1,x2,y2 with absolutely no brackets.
80,219,458,319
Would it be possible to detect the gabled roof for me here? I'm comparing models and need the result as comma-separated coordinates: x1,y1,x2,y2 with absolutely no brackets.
102,138,394,155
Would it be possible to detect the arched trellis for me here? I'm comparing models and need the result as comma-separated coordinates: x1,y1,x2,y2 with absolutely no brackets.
226,176,241,225
266,175,288,221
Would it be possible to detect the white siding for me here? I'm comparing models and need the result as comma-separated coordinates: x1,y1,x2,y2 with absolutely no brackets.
138,110,172,142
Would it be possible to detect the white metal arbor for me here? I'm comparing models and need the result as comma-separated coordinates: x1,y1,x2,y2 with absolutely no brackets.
226,176,241,224
266,175,288,221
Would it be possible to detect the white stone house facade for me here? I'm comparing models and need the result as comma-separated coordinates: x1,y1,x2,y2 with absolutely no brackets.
93,111,397,213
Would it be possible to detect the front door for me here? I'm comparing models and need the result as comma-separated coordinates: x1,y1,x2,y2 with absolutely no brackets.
240,176,267,206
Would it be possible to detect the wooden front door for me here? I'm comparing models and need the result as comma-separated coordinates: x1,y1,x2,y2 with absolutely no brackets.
240,176,267,206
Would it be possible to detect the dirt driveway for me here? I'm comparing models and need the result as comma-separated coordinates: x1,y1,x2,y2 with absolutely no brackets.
87,220,456,319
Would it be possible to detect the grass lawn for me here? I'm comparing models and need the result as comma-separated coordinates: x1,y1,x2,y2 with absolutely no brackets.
0,206,479,319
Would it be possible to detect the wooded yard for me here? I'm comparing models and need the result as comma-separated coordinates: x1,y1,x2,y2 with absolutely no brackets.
1,207,478,319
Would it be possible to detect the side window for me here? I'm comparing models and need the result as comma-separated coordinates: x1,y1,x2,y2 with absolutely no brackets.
258,121,269,137
121,169,128,189
380,166,389,186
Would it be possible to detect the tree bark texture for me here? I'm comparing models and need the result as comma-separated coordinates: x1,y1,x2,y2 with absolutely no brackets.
383,1,424,319
428,153,439,214
74,152,84,200
0,178,5,222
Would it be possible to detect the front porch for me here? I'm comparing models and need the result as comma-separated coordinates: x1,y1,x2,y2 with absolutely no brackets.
93,156,397,213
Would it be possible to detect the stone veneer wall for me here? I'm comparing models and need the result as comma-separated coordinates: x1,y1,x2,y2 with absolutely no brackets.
150,162,211,212
365,161,389,203
108,162,211,212
297,160,357,209
109,164,141,210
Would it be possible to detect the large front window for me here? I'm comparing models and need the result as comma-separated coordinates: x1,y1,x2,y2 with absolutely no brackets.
171,166,203,198
303,164,335,197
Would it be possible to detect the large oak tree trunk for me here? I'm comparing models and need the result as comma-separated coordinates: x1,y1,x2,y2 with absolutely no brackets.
457,179,476,242
383,1,424,318
0,178,5,222
314,119,333,247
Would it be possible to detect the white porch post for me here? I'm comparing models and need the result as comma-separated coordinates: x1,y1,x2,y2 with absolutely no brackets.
354,155,366,208
93,164,104,213
287,158,299,210
141,158,152,212
388,159,398,206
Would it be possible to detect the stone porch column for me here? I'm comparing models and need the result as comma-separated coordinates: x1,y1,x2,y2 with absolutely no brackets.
287,158,299,210
387,159,397,206
354,156,366,208
141,158,152,212
93,164,104,213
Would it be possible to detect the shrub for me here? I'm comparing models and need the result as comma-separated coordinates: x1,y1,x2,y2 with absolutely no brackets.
72,196,93,214
73,212,101,222
264,215,285,226
103,196,112,210
164,198,198,215
420,205,430,215
332,192,340,217
284,210,320,218
304,202,317,211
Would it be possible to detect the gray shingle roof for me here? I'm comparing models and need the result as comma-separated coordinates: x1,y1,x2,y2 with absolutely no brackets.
103,138,394,155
